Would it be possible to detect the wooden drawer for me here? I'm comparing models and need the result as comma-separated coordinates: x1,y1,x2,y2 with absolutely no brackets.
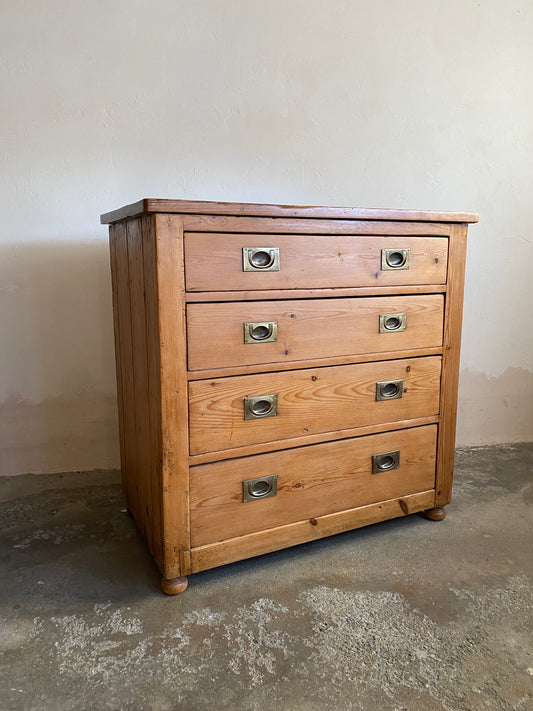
190,425,437,546
187,295,444,370
189,356,441,455
184,234,448,291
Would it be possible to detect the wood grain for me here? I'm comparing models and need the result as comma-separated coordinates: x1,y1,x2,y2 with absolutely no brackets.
109,225,126,500
190,489,435,573
109,223,139,523
141,215,163,567
187,347,443,381
183,216,452,236
127,218,153,549
187,295,444,371
188,356,442,455
435,224,468,507
186,285,447,302
108,224,128,512
100,198,478,224
188,416,440,465
153,214,191,579
184,234,448,291
190,425,437,546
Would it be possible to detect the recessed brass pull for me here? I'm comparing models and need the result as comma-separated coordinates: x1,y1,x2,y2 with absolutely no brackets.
242,474,278,502
379,312,406,333
381,248,410,270
243,321,278,344
244,394,279,420
243,247,280,271
372,450,400,474
376,379,404,401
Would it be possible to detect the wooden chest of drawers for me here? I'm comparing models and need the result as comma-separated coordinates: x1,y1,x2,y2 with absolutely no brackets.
102,199,478,594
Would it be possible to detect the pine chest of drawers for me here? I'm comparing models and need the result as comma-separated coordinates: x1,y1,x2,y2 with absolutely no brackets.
102,199,478,594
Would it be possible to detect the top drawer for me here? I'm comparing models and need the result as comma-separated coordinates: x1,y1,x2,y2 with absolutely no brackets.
184,234,448,291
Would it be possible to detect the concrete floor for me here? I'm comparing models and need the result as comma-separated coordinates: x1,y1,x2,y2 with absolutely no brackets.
1,444,532,711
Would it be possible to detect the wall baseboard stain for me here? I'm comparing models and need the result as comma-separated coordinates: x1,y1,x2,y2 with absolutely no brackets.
0,392,119,476
457,367,533,446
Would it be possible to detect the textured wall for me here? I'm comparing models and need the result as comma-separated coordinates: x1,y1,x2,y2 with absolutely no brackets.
1,1,532,474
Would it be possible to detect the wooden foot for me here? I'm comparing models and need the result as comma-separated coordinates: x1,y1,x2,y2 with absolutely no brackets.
425,507,446,521
161,576,188,595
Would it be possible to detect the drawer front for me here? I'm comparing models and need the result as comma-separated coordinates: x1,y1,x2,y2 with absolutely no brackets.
190,425,437,546
189,356,441,455
184,234,448,291
187,295,444,370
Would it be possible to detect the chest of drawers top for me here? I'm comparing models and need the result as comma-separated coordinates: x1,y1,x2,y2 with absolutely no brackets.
102,198,477,301
101,198,478,225
103,198,477,595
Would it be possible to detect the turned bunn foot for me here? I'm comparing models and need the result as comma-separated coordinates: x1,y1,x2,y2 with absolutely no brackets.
425,507,446,521
161,576,188,595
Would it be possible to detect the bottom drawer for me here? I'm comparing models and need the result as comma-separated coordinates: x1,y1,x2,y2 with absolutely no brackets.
190,425,437,546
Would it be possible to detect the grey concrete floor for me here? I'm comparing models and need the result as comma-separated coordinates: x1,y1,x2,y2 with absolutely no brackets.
1,444,532,711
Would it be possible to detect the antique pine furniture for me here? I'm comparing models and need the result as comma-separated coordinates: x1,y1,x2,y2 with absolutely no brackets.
102,199,478,595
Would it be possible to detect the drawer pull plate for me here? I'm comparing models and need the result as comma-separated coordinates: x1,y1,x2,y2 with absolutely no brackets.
376,379,404,401
379,312,407,333
242,474,278,502
243,321,278,344
381,248,410,270
244,394,279,420
372,450,400,473
243,247,280,271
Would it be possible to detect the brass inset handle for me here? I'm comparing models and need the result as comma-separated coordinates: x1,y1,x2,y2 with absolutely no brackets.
381,248,410,270
376,379,404,401
372,450,400,474
243,247,280,271
243,321,278,344
379,312,406,333
242,474,278,502
244,394,278,420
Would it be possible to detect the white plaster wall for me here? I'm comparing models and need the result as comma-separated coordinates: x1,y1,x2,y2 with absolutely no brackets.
1,0,532,475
